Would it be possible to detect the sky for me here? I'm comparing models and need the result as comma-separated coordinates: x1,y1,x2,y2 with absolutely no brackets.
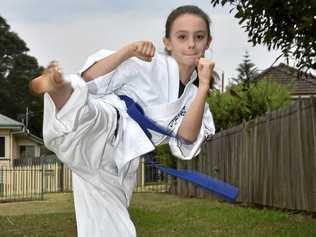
1,0,288,87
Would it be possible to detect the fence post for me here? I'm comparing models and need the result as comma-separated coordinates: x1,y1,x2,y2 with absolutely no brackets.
41,163,44,200
60,162,64,192
309,96,316,212
141,158,145,189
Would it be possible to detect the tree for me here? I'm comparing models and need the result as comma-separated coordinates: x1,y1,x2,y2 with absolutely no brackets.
0,16,43,137
232,50,259,87
210,0,316,71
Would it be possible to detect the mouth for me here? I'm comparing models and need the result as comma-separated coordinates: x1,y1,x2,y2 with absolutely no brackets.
183,54,199,57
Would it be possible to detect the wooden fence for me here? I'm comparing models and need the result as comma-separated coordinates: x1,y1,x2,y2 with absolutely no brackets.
134,156,175,193
0,158,72,202
0,153,173,202
176,97,316,212
41,162,72,193
0,165,43,202
13,157,73,193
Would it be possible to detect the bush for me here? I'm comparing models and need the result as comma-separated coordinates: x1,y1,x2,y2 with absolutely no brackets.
207,79,291,132
155,144,176,168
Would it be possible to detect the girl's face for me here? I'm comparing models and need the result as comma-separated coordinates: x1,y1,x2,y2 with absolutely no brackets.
164,14,211,69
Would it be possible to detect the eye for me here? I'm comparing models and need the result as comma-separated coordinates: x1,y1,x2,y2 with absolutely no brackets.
196,35,205,40
177,35,186,40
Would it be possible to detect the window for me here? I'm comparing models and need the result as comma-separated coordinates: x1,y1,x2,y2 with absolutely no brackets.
19,145,35,158
0,137,4,158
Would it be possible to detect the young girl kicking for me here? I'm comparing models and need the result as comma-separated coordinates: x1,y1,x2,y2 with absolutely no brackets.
30,5,216,237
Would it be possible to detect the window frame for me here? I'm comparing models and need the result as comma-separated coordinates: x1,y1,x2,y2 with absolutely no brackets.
0,136,5,159
19,145,36,159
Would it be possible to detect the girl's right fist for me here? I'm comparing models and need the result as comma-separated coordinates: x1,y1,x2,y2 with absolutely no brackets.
129,41,155,62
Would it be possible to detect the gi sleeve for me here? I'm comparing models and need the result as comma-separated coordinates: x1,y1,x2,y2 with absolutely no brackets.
168,103,215,160
79,49,139,95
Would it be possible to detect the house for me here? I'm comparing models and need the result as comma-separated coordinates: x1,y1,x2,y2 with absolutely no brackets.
256,63,316,99
0,113,43,167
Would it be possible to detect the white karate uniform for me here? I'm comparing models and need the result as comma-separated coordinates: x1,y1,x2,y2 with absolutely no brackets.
43,50,215,237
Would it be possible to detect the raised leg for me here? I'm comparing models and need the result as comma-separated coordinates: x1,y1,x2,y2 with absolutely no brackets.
29,61,73,110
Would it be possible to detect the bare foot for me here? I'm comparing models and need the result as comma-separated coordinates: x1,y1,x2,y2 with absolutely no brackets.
29,61,65,95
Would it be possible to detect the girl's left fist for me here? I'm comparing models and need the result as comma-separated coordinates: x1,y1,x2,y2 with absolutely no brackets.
197,58,215,89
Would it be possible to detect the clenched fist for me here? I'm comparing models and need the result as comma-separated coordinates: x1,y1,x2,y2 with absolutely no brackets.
197,58,215,89
128,41,156,62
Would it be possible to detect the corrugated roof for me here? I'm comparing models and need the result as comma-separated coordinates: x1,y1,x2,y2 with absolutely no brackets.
0,114,23,128
257,63,316,96
0,113,43,144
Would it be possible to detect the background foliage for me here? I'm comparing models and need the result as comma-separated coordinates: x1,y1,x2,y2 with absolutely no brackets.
208,80,291,132
210,0,316,71
0,16,43,137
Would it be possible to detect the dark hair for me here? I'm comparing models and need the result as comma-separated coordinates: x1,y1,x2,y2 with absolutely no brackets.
165,5,211,39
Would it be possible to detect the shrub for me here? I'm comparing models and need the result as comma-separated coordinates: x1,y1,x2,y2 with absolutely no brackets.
207,79,291,132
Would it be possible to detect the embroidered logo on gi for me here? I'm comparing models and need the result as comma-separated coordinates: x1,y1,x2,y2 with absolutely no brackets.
168,106,186,128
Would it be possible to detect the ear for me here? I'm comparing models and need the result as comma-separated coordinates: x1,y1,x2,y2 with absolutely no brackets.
163,37,172,51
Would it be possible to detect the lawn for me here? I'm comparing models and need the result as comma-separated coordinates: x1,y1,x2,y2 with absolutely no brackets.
0,192,315,236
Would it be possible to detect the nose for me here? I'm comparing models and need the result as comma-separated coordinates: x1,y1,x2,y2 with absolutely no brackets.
188,37,196,49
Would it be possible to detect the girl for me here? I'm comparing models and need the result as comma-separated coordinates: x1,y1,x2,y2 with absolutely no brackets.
30,5,216,237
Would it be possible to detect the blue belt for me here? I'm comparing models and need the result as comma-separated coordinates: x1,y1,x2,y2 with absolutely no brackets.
118,95,239,202
118,95,175,140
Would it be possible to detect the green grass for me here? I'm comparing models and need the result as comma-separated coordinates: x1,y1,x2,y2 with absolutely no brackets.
0,193,76,237
131,194,316,237
0,192,315,236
